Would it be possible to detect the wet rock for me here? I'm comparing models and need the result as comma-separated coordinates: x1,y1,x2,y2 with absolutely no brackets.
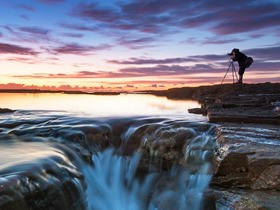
0,162,87,210
122,121,216,172
206,189,280,210
0,140,87,210
0,108,15,114
188,108,207,115
212,123,280,191
151,83,280,125
206,95,280,124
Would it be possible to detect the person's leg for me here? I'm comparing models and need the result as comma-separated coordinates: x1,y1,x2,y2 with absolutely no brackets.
238,74,243,83
238,62,246,83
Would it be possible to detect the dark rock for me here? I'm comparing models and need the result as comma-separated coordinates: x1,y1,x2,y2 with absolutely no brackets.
152,83,280,125
212,123,280,191
0,108,15,114
151,83,280,209
206,189,280,210
0,166,87,210
188,108,207,115
0,140,87,210
206,94,280,124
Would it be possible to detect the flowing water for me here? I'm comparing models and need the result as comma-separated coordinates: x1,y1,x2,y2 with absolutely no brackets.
0,93,216,210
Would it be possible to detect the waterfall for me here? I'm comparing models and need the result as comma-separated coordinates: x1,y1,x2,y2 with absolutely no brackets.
0,111,216,210
81,132,215,210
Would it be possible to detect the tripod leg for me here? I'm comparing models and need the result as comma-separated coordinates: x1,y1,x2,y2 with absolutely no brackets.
221,63,231,84
231,63,235,83
232,64,238,82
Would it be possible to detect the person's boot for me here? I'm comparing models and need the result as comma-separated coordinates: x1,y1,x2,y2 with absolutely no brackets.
237,75,243,83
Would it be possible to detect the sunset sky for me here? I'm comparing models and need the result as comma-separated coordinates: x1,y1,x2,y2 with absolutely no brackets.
0,0,279,92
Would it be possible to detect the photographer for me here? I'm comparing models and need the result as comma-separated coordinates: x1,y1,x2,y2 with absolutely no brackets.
228,48,253,84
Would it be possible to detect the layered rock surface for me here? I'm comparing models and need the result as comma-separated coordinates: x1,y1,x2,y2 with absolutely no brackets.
210,123,280,209
150,83,280,209
1,83,279,209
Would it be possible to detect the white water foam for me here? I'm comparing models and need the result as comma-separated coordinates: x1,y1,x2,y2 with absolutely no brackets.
81,132,215,210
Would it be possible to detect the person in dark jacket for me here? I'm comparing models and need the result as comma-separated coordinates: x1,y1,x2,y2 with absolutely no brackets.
229,48,253,83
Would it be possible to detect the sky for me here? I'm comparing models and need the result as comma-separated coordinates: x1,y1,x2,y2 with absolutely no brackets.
0,0,279,92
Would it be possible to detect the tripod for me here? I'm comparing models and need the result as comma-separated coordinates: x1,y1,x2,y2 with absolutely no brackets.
221,58,239,84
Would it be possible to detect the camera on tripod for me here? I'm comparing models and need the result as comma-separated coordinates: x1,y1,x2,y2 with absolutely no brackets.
221,54,238,84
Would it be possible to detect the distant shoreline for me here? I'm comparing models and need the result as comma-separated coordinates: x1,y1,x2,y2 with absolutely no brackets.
0,89,121,95
1,82,279,98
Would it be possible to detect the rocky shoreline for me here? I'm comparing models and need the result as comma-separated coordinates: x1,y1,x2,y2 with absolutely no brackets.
0,108,15,113
149,82,280,124
150,82,280,209
1,82,279,209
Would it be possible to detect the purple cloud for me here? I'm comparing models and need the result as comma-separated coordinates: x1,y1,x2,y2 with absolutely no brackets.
108,57,197,65
48,43,111,55
20,15,30,20
3,25,52,43
73,3,120,23
15,4,35,12
72,0,280,38
61,32,84,38
116,37,157,49
38,0,65,4
0,42,38,55
116,64,218,77
108,54,226,65
19,26,50,35
200,36,245,45
244,46,280,61
59,23,98,32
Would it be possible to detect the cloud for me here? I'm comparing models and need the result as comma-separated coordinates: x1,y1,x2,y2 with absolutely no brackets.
2,25,53,43
19,26,50,35
0,42,38,55
61,32,84,38
108,57,197,65
59,22,98,32
209,3,280,35
15,4,35,12
116,37,158,49
38,0,65,4
20,15,30,21
184,37,246,45
14,70,106,79
13,65,187,79
244,46,280,61
0,83,108,92
71,0,280,39
108,54,225,65
7,57,36,64
47,43,111,55
179,0,280,35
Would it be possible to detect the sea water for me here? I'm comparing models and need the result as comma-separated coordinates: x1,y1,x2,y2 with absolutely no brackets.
0,93,215,210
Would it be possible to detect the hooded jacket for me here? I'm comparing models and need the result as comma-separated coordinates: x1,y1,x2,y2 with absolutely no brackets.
232,49,247,63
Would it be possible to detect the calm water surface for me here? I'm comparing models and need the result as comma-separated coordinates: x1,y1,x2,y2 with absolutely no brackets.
0,93,212,210
0,93,204,119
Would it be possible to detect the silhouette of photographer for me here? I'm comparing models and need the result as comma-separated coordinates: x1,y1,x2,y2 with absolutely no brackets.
228,48,253,83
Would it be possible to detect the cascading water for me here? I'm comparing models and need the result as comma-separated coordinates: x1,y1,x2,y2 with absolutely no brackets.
0,111,216,210
79,120,216,210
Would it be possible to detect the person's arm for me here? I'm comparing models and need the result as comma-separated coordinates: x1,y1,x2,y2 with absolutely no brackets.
232,53,239,61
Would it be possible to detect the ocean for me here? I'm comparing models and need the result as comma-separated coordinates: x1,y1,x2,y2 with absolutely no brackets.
0,93,216,210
